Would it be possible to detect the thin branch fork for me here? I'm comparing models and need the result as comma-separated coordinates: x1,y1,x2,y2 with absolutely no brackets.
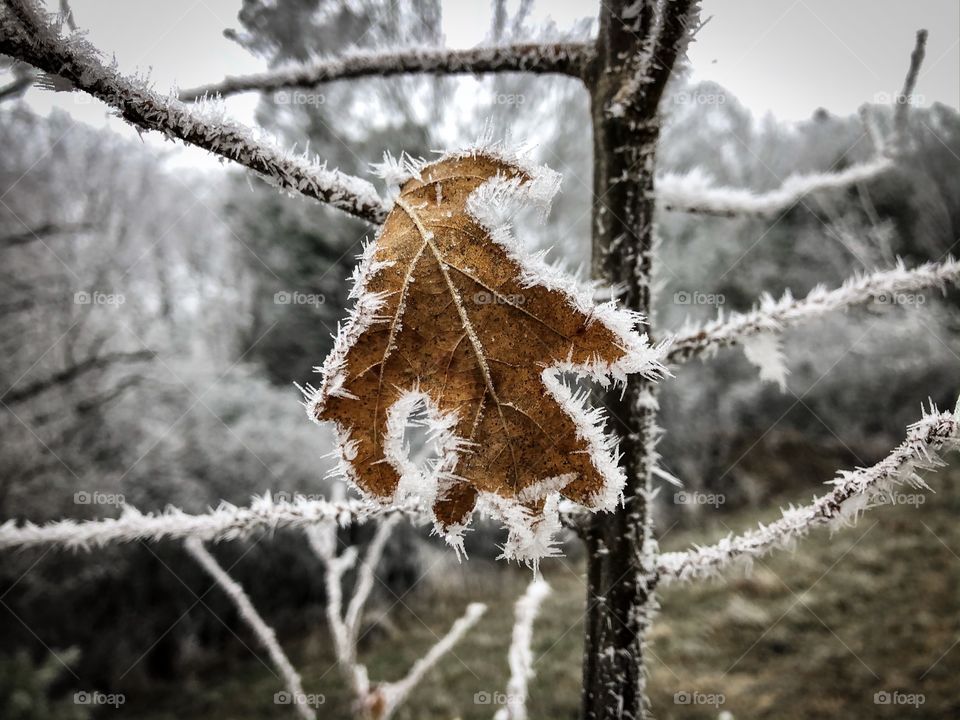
307,515,485,720
0,0,389,225
657,407,960,584
180,42,595,101
666,257,960,365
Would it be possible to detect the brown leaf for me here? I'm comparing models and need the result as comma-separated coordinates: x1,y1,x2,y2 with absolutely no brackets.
308,147,661,561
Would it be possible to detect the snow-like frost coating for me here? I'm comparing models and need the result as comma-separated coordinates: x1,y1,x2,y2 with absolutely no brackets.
307,132,664,564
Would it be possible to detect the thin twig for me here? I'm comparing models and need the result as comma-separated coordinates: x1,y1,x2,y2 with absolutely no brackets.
180,43,594,101
658,407,959,583
0,0,389,224
185,538,315,720
891,29,928,154
667,257,960,365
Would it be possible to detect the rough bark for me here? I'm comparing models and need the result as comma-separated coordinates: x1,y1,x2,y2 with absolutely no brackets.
580,1,691,718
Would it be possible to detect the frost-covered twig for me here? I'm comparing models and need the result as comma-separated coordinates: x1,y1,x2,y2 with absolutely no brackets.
180,43,594,101
891,29,928,154
0,494,416,551
344,515,400,640
657,407,960,584
306,518,368,697
184,537,314,720
609,0,700,118
0,0,388,224
57,0,75,30
376,602,486,718
493,578,550,720
657,157,894,218
666,257,960,364
306,513,400,698
308,515,484,719
659,28,927,217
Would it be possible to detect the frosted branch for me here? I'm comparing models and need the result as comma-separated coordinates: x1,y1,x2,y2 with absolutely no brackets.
184,538,314,720
660,28,927,216
57,0,75,30
657,157,894,218
891,29,928,154
306,519,368,696
180,43,594,101
667,257,960,364
0,0,388,224
657,407,960,584
344,514,399,641
493,578,550,720
609,0,700,118
308,515,484,719
377,602,486,719
0,494,415,551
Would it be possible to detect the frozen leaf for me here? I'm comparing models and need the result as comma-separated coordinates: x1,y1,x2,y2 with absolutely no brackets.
308,149,661,562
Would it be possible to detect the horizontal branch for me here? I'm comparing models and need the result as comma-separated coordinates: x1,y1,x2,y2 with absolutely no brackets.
180,42,594,101
0,494,416,551
657,406,960,584
0,0,388,224
656,156,894,217
666,257,960,365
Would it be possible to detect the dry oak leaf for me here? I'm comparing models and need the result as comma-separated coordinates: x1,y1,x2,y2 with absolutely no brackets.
307,147,662,562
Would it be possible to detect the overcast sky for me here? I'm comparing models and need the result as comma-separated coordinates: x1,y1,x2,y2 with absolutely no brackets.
18,0,959,167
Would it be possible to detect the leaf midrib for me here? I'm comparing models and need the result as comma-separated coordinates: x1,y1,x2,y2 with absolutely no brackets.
395,196,521,491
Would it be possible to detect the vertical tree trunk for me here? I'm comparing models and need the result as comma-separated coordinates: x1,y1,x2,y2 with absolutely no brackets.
581,2,689,718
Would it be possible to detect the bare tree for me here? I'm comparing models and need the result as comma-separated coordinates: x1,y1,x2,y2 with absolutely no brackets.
1,2,958,719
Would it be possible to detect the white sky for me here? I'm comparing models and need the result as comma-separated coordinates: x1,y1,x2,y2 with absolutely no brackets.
16,0,960,169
